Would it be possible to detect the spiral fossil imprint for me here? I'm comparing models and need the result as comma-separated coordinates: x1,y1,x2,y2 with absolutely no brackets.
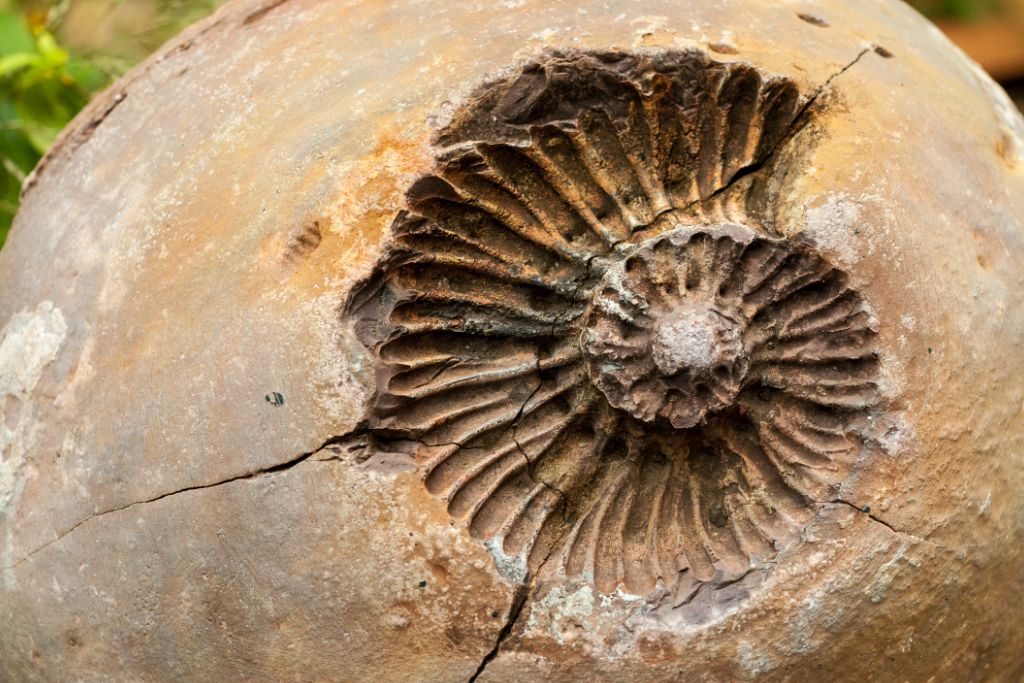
349,50,882,596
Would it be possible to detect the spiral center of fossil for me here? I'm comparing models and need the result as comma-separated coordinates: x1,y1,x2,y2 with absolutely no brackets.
651,304,742,376
581,226,753,429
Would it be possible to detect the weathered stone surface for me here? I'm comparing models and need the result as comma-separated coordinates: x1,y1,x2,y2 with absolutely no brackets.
1,0,1023,680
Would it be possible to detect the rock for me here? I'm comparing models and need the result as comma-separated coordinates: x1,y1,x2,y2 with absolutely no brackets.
1,0,1023,680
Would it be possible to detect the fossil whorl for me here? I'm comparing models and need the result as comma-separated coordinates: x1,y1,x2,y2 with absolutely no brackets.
349,51,881,596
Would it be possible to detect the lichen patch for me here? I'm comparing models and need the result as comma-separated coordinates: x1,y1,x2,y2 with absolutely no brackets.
0,301,68,515
0,302,67,400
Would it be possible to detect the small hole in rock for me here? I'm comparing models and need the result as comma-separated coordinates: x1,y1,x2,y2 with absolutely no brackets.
874,45,894,59
709,43,739,55
709,503,729,528
798,13,829,27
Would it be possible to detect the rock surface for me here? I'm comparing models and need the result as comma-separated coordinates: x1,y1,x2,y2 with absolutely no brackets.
1,0,1023,680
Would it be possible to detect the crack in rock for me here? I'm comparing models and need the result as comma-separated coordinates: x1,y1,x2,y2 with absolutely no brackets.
466,583,530,683
1,431,363,571
679,46,872,221
826,498,923,541
822,498,941,551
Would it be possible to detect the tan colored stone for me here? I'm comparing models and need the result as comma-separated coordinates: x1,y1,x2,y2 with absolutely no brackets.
1,0,1023,680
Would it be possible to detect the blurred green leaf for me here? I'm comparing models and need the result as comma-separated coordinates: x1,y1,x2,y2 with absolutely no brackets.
0,10,35,56
35,31,67,64
0,5,114,247
907,0,1006,20
0,0,227,248
0,110,33,244
0,52,39,77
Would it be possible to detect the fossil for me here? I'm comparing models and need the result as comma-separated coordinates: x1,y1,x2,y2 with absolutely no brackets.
10,1,1024,678
350,50,881,596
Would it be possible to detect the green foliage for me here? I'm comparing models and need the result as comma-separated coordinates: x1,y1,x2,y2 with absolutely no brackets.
0,4,110,247
908,0,1005,19
0,0,222,249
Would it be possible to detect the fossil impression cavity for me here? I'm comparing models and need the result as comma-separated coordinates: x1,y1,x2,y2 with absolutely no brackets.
351,51,882,596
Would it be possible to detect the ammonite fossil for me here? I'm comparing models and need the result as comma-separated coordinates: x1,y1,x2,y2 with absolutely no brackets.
4,0,1024,681
351,51,881,596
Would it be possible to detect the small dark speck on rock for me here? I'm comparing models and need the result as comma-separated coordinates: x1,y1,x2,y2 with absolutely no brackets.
265,392,285,407
875,46,894,59
861,505,871,513
491,611,499,618
418,580,428,588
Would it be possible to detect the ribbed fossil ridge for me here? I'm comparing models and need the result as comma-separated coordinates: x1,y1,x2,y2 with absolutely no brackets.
349,51,881,596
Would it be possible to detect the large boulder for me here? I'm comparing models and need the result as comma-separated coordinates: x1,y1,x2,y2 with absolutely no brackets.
2,0,1023,680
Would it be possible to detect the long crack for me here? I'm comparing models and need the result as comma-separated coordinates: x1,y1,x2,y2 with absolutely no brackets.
463,475,568,683
379,371,569,683
1,431,364,571
508,254,604,512
466,583,530,683
511,379,571,510
686,46,873,219
471,348,584,683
